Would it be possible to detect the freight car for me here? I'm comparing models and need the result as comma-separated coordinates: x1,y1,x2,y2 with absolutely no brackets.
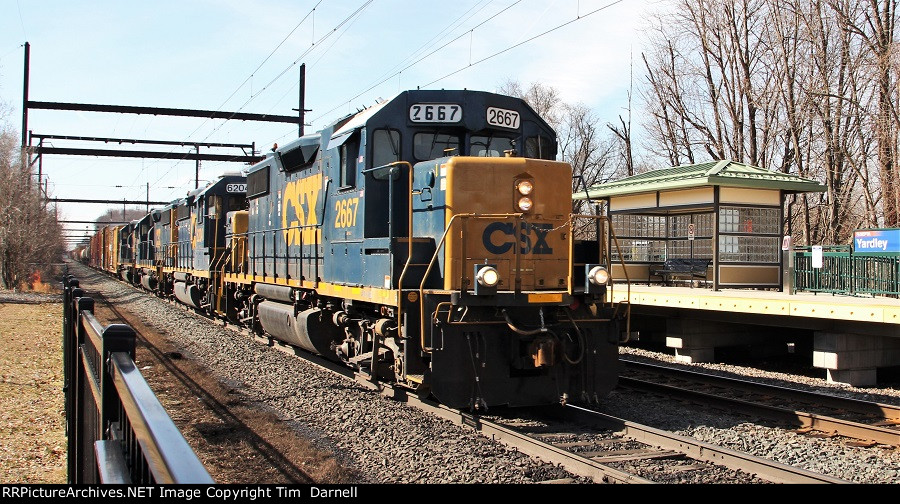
83,89,627,410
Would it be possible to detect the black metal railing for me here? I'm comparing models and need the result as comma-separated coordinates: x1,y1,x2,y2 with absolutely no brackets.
62,274,212,484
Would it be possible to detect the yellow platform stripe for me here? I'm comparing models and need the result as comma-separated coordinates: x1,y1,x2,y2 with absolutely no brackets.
612,284,900,325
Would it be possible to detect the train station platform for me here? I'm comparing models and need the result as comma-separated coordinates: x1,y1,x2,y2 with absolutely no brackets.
609,284,900,386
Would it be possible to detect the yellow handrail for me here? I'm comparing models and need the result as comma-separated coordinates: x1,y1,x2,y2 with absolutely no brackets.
416,213,524,353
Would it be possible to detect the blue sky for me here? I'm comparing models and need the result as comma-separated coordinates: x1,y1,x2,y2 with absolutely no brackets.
0,0,649,235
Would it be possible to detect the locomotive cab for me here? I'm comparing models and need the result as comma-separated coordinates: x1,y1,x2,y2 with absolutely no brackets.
168,174,247,313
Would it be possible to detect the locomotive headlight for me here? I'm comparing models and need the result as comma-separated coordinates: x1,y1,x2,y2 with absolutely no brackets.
516,180,534,195
476,266,500,287
517,197,533,212
588,265,610,286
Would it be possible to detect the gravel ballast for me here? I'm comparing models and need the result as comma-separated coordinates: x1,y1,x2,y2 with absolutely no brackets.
613,347,900,483
74,265,579,484
73,264,900,483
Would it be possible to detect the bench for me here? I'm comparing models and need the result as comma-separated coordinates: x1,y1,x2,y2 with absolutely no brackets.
650,258,711,286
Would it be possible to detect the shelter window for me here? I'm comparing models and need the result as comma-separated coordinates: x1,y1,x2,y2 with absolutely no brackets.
470,135,514,157
611,213,715,262
718,206,780,263
612,214,667,238
719,207,780,234
719,236,780,263
372,129,401,168
414,132,460,161
667,239,713,259
670,213,714,237
666,213,714,260
613,239,667,262
610,214,667,262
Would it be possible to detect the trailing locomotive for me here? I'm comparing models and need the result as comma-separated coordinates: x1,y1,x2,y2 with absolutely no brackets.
83,89,627,410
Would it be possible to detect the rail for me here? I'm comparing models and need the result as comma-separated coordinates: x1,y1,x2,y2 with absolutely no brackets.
62,274,213,484
793,245,900,297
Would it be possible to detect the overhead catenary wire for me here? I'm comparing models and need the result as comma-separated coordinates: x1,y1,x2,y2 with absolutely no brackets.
268,0,625,150
145,1,375,192
195,0,374,144
257,0,522,150
130,1,325,190
422,0,626,87
15,0,28,40
307,0,524,127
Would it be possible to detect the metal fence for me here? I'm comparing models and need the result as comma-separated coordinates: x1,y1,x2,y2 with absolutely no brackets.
793,245,900,297
62,274,213,484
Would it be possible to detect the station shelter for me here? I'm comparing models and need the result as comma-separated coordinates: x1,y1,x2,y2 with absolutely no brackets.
575,160,826,290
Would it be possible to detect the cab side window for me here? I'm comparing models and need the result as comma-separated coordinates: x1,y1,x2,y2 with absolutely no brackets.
340,133,360,188
372,129,401,167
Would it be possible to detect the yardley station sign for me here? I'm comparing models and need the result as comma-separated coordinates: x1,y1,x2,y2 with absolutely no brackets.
853,228,900,255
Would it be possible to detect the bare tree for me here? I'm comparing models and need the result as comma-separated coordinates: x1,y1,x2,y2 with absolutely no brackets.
0,112,65,289
608,59,636,177
828,0,899,226
639,0,897,245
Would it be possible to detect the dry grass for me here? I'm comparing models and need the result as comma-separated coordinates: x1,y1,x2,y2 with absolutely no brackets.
0,302,67,483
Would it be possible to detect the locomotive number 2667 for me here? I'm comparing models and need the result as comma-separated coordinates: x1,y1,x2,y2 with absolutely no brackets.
409,103,461,123
334,197,360,228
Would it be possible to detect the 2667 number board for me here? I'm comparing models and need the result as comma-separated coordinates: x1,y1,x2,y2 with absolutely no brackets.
409,103,462,123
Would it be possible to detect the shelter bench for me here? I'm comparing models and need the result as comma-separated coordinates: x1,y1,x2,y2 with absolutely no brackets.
650,258,711,286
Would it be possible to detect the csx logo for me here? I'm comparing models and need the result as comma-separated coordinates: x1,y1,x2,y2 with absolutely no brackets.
282,173,323,246
482,222,553,255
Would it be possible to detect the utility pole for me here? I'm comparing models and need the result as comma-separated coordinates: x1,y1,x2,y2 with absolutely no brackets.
146,182,149,213
195,144,200,188
21,42,29,149
299,64,305,137
293,64,310,137
37,138,42,187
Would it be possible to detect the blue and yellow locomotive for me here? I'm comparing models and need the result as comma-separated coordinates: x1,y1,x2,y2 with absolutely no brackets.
89,89,626,410
217,90,624,408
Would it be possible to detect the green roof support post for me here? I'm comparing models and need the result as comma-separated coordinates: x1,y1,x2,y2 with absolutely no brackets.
713,186,720,292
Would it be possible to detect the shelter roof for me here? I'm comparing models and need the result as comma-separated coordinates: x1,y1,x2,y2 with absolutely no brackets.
574,160,825,200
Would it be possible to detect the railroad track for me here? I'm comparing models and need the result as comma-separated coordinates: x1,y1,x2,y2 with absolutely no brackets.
69,264,855,483
620,357,900,448
199,307,851,483
401,397,849,484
